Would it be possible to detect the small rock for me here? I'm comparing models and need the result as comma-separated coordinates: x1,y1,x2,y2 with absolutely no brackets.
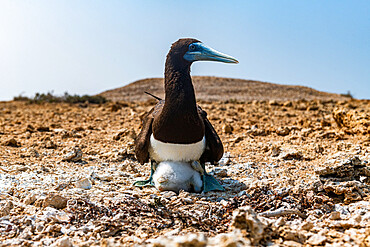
24,193,38,205
230,206,267,245
282,240,302,247
3,138,20,147
54,182,70,191
74,126,84,131
27,148,40,157
322,180,364,203
300,221,314,231
37,126,50,132
75,178,92,190
219,152,231,166
62,147,83,162
246,125,266,136
152,233,207,247
43,194,68,209
0,201,13,216
275,217,286,227
237,107,245,112
330,211,341,220
26,124,35,132
353,214,362,223
321,119,331,127
45,139,57,149
314,144,324,154
213,168,228,177
54,236,72,247
209,231,250,246
271,145,281,157
301,128,313,137
280,227,307,243
19,228,32,240
276,126,290,136
113,129,127,140
315,155,363,178
44,207,69,222
269,100,280,106
223,124,233,134
237,191,247,197
220,200,228,207
307,105,319,111
35,222,45,233
115,148,130,161
180,198,193,204
279,149,303,160
98,174,113,181
332,108,348,128
110,103,122,112
160,191,177,199
307,234,327,246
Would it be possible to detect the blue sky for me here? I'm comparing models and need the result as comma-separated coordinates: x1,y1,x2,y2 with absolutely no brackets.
0,0,369,100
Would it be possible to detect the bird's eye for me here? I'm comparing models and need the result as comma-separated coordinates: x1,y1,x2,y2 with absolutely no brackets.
189,44,196,51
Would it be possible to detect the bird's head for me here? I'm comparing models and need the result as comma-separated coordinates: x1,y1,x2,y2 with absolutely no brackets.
166,38,238,70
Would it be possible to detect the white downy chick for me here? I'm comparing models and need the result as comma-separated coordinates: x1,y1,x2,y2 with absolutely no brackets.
152,161,203,193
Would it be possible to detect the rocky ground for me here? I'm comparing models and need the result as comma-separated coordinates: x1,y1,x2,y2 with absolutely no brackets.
0,97,369,246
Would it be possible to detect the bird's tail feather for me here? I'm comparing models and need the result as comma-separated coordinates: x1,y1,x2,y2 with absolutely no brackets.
144,91,162,101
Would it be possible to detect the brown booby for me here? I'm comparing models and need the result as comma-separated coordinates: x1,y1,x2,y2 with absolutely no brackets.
134,38,238,192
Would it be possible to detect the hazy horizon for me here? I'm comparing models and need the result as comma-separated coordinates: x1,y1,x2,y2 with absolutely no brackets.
1,1,369,100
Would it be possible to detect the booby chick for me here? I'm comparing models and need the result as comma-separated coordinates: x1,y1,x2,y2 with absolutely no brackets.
134,38,238,192
153,161,203,193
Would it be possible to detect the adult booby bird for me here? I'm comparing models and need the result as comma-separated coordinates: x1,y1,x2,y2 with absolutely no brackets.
134,38,238,192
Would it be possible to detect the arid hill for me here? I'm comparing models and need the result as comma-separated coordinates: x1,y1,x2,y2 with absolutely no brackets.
99,76,349,102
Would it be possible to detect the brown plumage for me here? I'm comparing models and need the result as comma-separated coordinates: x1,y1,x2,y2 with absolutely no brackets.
135,38,224,165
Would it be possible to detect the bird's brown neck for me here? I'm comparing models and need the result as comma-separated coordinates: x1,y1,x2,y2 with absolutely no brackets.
164,57,197,113
152,55,204,144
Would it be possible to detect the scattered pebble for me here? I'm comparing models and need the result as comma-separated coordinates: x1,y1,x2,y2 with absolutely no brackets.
3,138,20,147
24,193,38,205
223,124,233,134
300,221,314,231
230,206,267,245
307,234,327,246
75,178,92,190
330,211,341,220
43,194,68,209
0,201,13,216
62,147,83,162
276,126,290,136
53,236,73,247
279,149,303,160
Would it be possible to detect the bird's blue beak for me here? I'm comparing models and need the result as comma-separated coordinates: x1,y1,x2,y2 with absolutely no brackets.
184,42,238,64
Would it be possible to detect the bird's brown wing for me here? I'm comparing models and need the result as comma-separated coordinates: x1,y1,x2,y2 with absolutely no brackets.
135,101,164,165
135,102,223,164
198,106,224,163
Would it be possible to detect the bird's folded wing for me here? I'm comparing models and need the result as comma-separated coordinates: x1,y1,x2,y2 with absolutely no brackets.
198,106,224,163
135,101,164,164
135,109,154,165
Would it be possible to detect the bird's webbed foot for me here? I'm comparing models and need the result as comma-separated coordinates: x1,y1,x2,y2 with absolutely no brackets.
133,161,157,187
203,173,225,192
194,161,225,193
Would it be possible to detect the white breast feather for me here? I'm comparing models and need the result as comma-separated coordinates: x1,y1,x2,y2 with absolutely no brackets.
149,134,206,162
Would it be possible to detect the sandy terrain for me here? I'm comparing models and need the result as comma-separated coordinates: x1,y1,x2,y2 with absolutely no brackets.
0,79,369,246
